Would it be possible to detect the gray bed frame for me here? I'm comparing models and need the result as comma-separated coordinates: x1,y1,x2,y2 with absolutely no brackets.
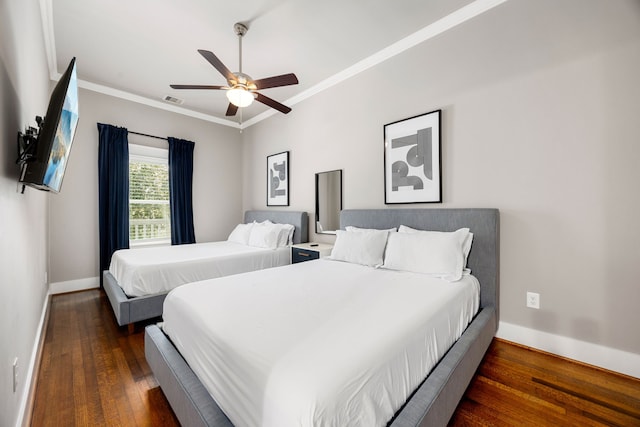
103,210,309,326
145,208,499,426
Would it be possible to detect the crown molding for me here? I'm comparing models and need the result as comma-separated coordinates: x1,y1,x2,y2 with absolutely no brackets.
78,79,241,128
39,0,57,81
243,0,509,129
40,0,509,130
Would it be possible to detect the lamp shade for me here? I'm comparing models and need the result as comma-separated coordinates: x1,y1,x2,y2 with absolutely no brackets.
226,88,254,107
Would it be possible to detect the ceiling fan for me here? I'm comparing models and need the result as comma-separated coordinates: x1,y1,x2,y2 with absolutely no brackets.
170,22,298,117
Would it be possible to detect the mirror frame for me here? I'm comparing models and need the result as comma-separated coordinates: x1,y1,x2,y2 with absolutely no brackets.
315,169,342,235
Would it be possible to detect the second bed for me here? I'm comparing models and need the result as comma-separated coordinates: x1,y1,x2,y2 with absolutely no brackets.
103,210,308,326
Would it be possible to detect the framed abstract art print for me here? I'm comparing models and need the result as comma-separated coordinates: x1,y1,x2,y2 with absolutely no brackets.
267,151,289,206
384,110,441,204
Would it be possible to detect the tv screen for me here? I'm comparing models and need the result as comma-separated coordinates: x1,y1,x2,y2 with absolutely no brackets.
20,57,79,192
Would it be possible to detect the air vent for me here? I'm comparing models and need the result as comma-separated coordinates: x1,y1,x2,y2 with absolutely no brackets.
163,95,184,105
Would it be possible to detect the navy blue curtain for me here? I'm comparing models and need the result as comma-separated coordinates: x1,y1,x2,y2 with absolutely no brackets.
98,123,130,280
168,137,196,245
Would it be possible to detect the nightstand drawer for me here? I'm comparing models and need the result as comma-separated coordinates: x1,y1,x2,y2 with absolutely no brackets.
292,247,320,263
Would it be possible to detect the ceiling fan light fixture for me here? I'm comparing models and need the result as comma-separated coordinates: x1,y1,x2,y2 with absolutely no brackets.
226,87,254,107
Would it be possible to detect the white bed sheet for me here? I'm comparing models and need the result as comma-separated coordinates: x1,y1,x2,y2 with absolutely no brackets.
162,258,480,427
109,241,290,297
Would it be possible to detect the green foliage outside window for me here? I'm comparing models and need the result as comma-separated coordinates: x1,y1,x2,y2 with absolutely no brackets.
129,161,171,241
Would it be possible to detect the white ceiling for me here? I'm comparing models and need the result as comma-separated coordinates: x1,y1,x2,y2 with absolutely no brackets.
44,0,506,128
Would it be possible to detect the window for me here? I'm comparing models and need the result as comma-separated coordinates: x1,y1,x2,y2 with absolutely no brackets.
129,144,170,246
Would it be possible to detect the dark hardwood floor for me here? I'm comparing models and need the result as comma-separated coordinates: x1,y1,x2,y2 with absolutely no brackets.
32,290,179,427
449,340,640,426
32,290,640,426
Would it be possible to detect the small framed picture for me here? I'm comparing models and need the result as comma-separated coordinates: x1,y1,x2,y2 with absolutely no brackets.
266,151,289,206
384,109,441,204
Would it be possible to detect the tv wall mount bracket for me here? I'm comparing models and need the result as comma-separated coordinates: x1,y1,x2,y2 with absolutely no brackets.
16,115,44,193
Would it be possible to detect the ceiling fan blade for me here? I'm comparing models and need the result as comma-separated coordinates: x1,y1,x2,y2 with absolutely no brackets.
252,73,299,90
255,92,292,114
225,103,238,117
170,84,226,90
198,49,236,83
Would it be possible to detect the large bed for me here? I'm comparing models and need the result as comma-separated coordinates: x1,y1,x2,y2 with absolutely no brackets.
103,210,308,326
145,208,499,426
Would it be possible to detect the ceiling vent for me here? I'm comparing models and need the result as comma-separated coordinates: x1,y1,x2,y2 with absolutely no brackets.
162,95,184,105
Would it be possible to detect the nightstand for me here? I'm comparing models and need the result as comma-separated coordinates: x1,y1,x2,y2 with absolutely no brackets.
291,242,334,264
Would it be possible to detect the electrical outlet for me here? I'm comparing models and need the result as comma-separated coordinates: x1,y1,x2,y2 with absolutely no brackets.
526,292,540,309
12,358,18,393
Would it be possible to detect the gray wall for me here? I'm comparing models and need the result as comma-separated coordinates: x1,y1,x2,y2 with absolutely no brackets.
0,0,51,425
242,0,640,355
48,89,244,284
2,4,639,425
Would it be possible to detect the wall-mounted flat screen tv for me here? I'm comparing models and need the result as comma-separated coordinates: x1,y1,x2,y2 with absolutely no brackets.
20,57,79,192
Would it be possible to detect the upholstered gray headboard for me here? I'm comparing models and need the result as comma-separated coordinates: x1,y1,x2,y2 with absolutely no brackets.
244,210,309,244
340,209,499,312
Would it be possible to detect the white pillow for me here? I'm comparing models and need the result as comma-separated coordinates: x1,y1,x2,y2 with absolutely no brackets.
227,223,254,245
247,222,294,248
398,225,473,268
273,223,295,247
345,226,397,233
247,222,279,249
330,229,390,267
383,228,470,281
286,225,295,245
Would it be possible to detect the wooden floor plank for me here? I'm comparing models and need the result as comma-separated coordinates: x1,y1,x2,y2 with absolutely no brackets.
492,341,640,398
451,340,640,427
480,355,632,423
482,343,640,423
31,290,640,427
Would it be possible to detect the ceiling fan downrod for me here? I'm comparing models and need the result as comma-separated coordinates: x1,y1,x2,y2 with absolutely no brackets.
234,23,248,75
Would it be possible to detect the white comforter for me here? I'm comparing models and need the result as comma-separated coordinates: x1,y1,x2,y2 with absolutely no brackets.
162,258,480,427
109,241,290,297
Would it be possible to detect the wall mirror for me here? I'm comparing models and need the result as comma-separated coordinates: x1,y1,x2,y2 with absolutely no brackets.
315,169,342,234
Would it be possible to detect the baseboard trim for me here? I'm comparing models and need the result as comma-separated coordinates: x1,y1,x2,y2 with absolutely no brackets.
497,321,640,379
50,276,99,294
15,291,51,427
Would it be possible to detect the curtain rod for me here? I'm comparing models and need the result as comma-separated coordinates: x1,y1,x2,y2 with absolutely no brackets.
129,130,167,141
